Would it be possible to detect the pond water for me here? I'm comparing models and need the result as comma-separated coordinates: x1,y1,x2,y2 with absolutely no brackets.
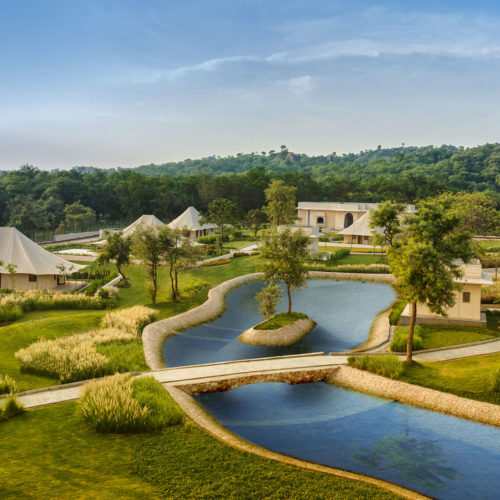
163,279,395,367
195,382,500,499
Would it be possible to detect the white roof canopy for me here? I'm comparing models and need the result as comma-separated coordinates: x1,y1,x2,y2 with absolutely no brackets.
121,215,165,238
168,207,216,232
337,212,383,237
0,227,86,275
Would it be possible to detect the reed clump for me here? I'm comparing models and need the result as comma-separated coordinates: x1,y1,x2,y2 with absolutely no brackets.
348,354,405,379
390,326,424,352
0,374,17,395
102,306,158,336
0,395,24,422
80,374,183,433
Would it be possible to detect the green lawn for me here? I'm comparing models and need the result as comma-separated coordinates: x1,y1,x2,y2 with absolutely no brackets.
0,402,398,500
399,353,500,405
335,254,388,266
394,323,499,351
0,255,266,391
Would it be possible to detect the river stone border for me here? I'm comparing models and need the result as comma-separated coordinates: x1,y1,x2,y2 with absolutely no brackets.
328,366,500,428
164,384,428,500
142,271,397,370
238,318,316,346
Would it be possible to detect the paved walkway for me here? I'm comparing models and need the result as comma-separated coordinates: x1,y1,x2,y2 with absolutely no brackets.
13,353,349,409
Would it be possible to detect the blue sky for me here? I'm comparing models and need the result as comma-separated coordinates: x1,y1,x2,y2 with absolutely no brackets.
1,0,500,169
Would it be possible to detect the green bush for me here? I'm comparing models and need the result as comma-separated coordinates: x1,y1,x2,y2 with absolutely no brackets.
0,395,24,422
329,248,350,262
201,258,232,267
390,326,424,352
389,300,407,326
305,263,390,274
348,354,404,379
0,302,23,322
0,375,17,395
79,374,183,433
196,234,229,244
319,236,329,242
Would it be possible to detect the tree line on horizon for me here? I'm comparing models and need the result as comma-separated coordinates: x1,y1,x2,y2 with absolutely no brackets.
0,143,498,238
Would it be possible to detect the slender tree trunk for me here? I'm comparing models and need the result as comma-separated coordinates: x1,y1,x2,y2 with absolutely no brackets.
287,284,292,314
406,301,417,363
169,261,177,301
219,225,224,253
174,269,179,297
116,263,127,281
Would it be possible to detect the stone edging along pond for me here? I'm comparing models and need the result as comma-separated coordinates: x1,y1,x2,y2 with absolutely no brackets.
142,271,395,370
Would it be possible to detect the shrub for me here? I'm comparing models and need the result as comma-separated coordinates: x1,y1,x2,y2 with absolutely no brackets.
233,251,250,257
319,236,329,242
196,234,229,244
15,328,136,382
390,326,424,352
0,375,17,395
492,369,500,393
348,354,404,379
79,374,183,433
102,306,158,336
389,300,407,326
305,263,390,274
201,258,232,267
329,248,350,262
0,395,24,422
0,302,23,322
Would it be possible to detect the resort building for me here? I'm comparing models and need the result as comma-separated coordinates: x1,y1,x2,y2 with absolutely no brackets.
296,202,378,233
121,214,165,238
0,227,85,291
399,260,493,327
336,212,382,245
277,225,322,254
168,206,216,240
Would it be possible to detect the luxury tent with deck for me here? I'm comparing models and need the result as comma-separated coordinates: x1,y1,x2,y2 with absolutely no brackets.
0,227,86,291
168,206,216,239
337,212,383,245
121,214,165,238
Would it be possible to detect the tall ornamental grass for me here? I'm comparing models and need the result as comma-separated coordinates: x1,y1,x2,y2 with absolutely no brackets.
0,395,24,422
390,326,424,352
305,263,390,274
80,374,183,433
348,354,404,379
15,328,136,382
389,300,408,326
0,374,17,395
102,306,158,336
493,369,500,393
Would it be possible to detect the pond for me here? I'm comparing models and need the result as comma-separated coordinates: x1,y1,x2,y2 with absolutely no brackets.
195,382,500,499
163,279,395,367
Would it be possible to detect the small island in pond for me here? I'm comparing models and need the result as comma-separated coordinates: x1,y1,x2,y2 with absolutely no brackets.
239,312,317,346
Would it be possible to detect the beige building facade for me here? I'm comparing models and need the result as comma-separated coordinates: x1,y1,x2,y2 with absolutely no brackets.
400,261,492,326
0,273,66,291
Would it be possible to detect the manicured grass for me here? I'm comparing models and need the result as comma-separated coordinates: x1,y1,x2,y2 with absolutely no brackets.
313,253,388,266
96,341,149,373
0,402,398,499
399,353,500,405
393,323,498,351
222,239,256,249
0,310,105,391
319,244,386,254
255,312,308,330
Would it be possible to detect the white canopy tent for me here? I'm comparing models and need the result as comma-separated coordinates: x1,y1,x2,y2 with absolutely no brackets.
121,214,165,238
168,207,216,239
0,227,86,290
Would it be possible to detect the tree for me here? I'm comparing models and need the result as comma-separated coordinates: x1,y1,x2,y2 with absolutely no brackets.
6,263,18,290
132,226,170,304
256,283,282,320
97,231,132,283
263,180,297,227
246,208,267,238
201,198,240,252
261,228,309,313
58,202,96,233
388,198,474,363
370,201,405,247
172,238,206,298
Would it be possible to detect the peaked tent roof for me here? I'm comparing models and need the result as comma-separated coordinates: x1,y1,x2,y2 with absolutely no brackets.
0,227,86,275
337,212,383,237
168,207,216,232
121,215,165,238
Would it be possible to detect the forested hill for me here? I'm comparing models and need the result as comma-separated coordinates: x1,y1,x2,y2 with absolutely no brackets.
0,143,498,239
131,143,499,192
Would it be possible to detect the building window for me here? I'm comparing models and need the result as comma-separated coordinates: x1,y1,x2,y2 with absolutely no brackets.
344,213,353,228
463,292,470,303
29,274,37,282
317,217,324,224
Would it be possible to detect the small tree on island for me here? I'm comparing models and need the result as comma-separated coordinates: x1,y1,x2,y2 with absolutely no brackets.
380,198,475,363
97,231,132,283
261,228,309,314
256,283,282,321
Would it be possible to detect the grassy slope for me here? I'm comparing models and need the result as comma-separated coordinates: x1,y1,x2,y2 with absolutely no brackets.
400,353,500,405
0,402,397,500
394,323,499,350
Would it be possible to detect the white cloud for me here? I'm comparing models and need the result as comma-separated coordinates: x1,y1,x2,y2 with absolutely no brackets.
287,75,314,95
